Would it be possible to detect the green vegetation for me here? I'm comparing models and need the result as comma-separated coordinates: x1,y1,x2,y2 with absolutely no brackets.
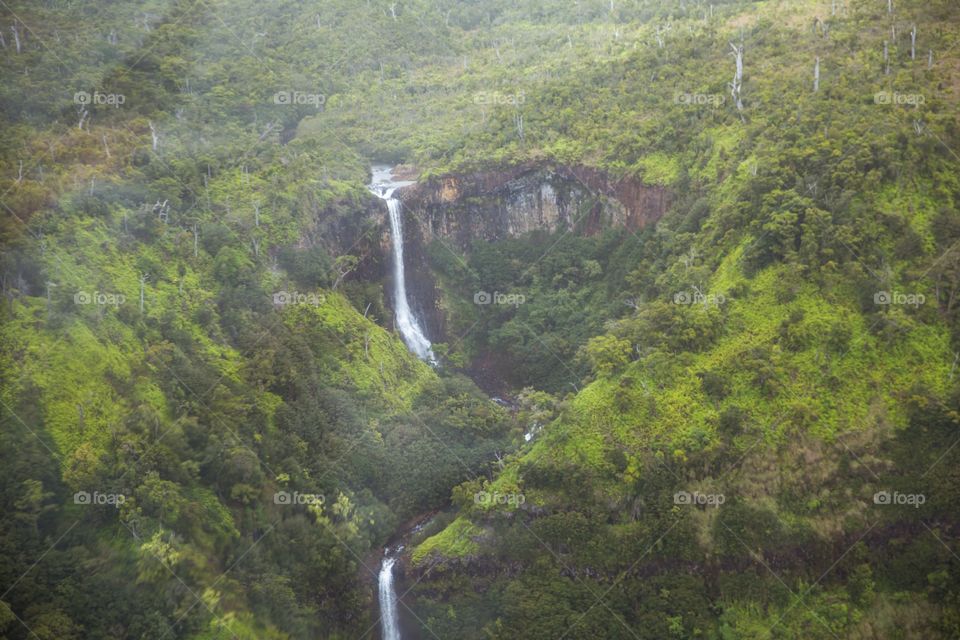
2,0,960,638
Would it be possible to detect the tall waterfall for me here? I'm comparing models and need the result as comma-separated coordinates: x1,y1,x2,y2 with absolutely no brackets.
378,552,401,640
370,167,435,362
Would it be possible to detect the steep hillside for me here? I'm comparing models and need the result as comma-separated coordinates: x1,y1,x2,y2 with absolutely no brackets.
1,0,959,639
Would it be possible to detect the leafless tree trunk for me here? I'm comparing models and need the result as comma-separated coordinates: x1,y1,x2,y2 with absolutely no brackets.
729,42,744,119
138,273,149,312
148,120,159,151
928,49,933,69
10,23,21,53
102,134,111,158
884,41,890,75
813,57,820,92
77,105,89,130
910,25,917,60
192,222,199,258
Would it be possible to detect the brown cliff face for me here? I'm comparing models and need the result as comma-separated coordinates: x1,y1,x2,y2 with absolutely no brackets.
397,163,670,251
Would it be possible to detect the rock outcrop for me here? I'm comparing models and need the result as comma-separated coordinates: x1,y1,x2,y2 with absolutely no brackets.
396,163,670,251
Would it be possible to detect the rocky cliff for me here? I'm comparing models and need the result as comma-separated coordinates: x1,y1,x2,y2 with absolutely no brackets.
396,164,671,252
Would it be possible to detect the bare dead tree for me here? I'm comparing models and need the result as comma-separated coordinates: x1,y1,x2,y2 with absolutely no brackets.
655,24,670,48
729,41,744,119
814,56,820,92
138,272,149,312
884,41,890,75
10,23,21,53
148,120,159,151
910,25,917,60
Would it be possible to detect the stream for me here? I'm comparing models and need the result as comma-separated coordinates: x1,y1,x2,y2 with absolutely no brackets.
369,166,437,640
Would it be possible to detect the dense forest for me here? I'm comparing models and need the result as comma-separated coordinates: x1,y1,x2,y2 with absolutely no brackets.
1,0,959,638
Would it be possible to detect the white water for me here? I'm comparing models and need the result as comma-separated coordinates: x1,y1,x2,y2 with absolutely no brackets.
378,552,401,640
370,167,435,362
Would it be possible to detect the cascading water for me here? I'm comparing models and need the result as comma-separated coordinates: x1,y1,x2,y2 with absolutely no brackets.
378,551,401,640
370,166,435,362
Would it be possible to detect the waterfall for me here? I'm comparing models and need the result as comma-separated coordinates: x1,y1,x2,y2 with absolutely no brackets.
378,552,401,640
370,167,435,362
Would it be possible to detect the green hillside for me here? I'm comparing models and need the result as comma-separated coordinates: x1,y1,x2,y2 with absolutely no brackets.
2,0,960,639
